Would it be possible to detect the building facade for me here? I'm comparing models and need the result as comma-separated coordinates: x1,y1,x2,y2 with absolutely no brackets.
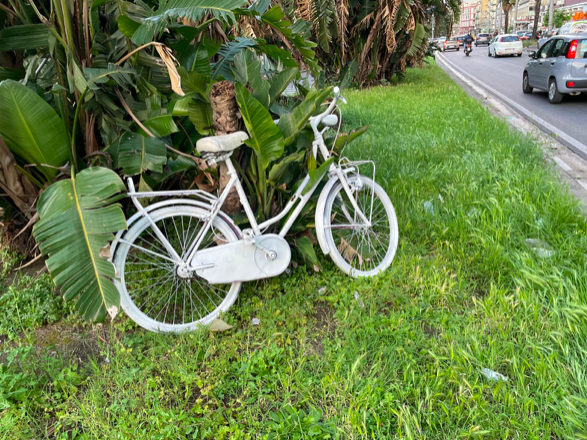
475,0,492,30
458,0,478,34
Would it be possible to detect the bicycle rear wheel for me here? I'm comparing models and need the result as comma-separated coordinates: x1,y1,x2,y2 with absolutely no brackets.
323,176,398,277
113,205,241,333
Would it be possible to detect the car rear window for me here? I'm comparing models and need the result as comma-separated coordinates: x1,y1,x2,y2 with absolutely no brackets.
500,36,520,42
449,38,458,41
479,34,489,37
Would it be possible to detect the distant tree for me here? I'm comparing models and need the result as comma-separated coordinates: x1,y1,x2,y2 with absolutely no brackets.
544,9,571,29
532,0,542,38
502,0,516,34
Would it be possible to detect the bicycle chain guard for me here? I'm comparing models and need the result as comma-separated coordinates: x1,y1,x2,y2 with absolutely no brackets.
190,234,291,284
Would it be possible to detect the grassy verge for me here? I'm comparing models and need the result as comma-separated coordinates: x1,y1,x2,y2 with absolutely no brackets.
523,39,539,49
2,62,587,439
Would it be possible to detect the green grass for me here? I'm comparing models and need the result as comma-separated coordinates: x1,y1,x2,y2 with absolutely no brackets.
2,62,587,439
523,39,539,49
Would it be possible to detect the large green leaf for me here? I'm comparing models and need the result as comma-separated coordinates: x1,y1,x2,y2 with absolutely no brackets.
407,23,427,57
180,43,211,76
302,157,333,195
260,5,319,73
267,150,305,185
0,68,25,81
0,24,49,52
116,133,167,176
332,125,369,154
268,67,298,105
139,115,179,138
211,37,257,80
235,82,284,169
0,80,69,180
295,236,320,267
277,87,332,146
117,15,141,39
188,99,214,136
233,50,270,108
133,0,247,44
179,67,210,96
33,167,127,323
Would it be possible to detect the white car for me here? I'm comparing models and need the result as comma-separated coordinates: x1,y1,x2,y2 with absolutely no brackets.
488,34,523,57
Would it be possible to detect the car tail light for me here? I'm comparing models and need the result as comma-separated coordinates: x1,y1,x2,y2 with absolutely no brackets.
567,81,575,88
567,40,578,59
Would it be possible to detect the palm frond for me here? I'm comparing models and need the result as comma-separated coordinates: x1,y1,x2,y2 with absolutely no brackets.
132,0,248,44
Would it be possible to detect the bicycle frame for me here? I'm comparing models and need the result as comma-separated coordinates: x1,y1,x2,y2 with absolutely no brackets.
125,90,372,272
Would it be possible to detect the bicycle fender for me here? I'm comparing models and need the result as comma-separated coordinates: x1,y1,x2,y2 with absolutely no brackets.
315,175,341,255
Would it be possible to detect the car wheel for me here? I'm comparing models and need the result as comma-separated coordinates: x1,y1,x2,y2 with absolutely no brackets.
517,53,522,57
487,49,491,57
522,72,533,94
548,78,563,104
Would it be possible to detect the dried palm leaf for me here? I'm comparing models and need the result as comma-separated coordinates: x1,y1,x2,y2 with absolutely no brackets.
336,0,349,63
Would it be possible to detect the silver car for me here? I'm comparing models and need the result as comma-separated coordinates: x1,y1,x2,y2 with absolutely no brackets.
523,34,587,104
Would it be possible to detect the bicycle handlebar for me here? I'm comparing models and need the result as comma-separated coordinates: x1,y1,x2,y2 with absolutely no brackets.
310,86,346,130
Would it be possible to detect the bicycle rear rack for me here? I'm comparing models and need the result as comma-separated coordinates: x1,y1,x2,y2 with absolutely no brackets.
126,178,218,204
338,157,376,223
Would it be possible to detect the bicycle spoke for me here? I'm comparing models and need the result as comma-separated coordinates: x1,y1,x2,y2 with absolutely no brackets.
120,210,237,328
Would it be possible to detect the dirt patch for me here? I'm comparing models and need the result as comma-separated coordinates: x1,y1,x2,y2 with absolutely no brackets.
422,322,440,338
1,321,110,366
308,302,337,356
34,322,110,364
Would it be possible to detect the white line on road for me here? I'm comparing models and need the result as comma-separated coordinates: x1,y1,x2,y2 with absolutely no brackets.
437,53,587,160
552,156,573,172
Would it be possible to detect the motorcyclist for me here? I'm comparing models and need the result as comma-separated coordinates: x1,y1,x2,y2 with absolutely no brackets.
462,32,474,55
463,32,474,49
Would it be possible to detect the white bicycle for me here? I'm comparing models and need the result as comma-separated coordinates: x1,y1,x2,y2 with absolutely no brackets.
111,87,399,333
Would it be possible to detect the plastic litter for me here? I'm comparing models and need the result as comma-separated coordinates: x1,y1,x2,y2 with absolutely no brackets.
354,291,365,308
423,200,435,215
318,287,326,295
525,238,555,258
252,318,260,326
481,368,508,382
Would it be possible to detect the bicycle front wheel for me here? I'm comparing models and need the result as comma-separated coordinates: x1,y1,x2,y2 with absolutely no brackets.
323,176,398,277
113,205,241,333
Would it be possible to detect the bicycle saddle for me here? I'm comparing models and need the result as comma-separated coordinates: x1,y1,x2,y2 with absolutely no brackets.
196,131,249,154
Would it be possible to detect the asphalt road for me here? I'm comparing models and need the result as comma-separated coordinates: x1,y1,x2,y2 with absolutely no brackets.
439,47,587,146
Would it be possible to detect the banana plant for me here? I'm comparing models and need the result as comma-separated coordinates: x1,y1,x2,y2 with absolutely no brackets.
32,167,127,323
0,80,70,183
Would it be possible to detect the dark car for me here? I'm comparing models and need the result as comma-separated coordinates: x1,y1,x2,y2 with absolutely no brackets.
456,35,467,46
523,33,587,103
475,33,491,46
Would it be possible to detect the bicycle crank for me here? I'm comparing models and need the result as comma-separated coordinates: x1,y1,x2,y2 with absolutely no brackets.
189,234,291,284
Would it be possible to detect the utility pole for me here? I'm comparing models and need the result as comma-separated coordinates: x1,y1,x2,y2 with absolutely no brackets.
547,0,555,35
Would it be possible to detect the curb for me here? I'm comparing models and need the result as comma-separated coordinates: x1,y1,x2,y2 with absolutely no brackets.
436,52,587,162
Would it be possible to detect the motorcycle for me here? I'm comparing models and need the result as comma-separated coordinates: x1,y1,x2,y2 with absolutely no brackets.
464,42,473,56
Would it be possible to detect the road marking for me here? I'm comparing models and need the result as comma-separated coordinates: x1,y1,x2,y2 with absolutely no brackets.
553,156,573,172
437,53,587,161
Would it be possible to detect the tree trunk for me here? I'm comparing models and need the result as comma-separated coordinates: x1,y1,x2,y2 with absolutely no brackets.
209,81,242,214
505,11,509,33
0,137,37,219
532,0,542,38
